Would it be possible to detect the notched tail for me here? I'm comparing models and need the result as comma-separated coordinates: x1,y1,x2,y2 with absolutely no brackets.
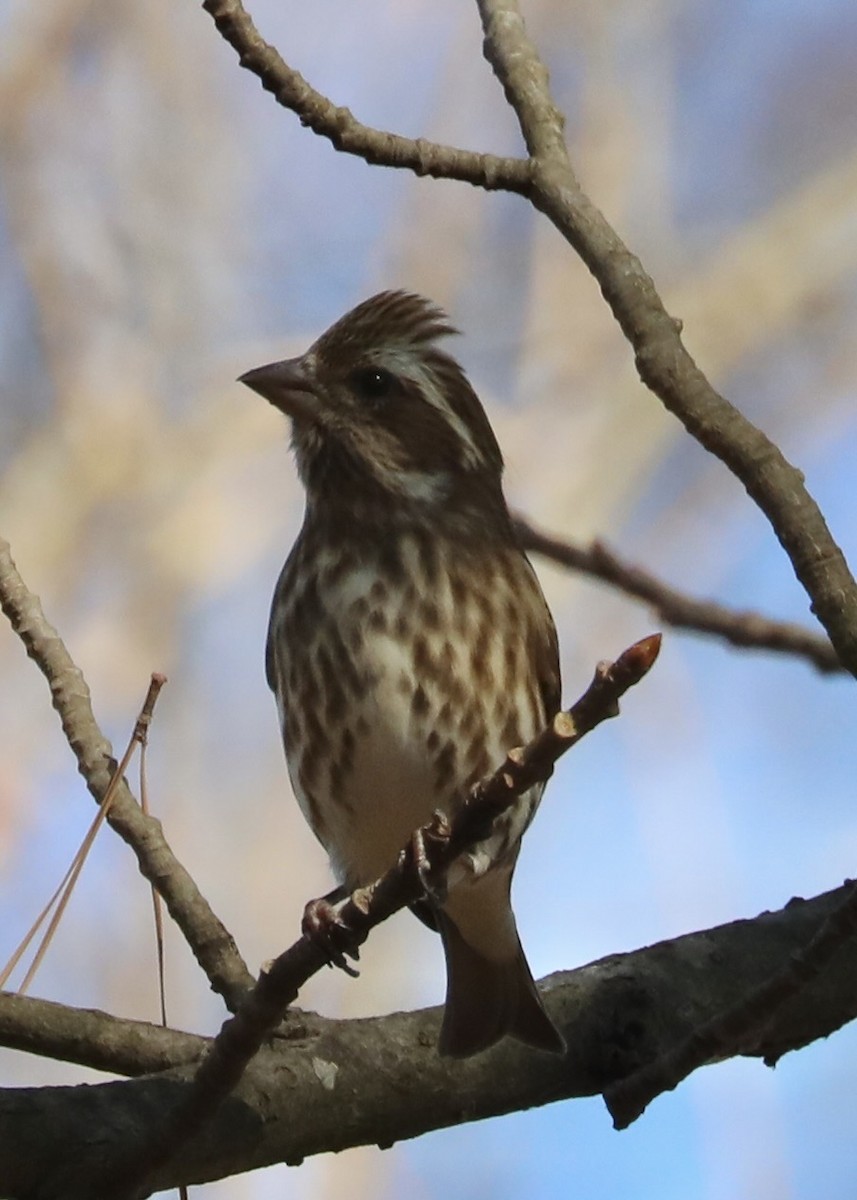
436,912,565,1059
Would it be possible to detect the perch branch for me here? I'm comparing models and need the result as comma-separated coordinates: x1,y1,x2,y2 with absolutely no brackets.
2,881,856,1194
102,634,661,1199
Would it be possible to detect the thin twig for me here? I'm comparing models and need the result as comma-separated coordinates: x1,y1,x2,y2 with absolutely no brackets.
135,690,192,1200
0,536,254,1009
0,676,167,995
100,634,661,1200
514,515,842,674
137,676,170,1028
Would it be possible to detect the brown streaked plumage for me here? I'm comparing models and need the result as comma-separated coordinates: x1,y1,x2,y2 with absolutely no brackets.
241,290,564,1058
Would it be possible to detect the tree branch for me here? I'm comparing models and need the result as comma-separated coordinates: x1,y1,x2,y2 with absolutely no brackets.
514,515,842,674
201,0,531,191
0,992,206,1078
475,0,857,676
100,635,661,1199
0,536,254,1011
1,882,854,1197
605,878,857,1128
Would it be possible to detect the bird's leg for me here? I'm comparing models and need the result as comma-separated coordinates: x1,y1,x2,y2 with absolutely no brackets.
302,885,361,977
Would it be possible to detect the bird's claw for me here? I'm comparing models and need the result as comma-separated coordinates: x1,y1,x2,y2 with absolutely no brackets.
408,812,450,906
302,895,361,978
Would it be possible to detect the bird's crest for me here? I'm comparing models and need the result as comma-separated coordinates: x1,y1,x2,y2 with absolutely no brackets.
313,291,458,365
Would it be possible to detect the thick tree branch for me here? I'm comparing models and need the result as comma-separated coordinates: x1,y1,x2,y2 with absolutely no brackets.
514,515,842,674
605,878,857,1128
0,992,206,1077
1,882,855,1197
0,536,254,1010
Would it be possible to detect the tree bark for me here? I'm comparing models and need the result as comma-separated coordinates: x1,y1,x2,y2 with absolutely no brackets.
1,882,853,1198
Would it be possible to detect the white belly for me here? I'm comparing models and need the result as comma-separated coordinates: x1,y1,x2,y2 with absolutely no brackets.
300,635,441,884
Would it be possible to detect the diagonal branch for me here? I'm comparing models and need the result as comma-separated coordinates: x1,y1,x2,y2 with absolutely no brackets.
514,515,842,674
475,0,857,677
0,536,254,1010
100,634,661,1199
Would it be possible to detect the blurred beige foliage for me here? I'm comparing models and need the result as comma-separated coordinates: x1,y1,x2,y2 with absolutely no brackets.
1,1,856,1198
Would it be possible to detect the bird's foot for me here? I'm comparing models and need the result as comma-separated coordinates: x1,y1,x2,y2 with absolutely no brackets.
407,811,451,906
302,887,361,978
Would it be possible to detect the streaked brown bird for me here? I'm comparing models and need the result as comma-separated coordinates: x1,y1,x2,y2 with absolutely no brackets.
240,291,564,1057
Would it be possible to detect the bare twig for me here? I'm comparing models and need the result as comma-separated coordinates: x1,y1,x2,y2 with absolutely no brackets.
605,878,857,1129
101,634,661,1200
136,676,171,1028
514,516,842,674
0,536,254,1009
201,0,530,192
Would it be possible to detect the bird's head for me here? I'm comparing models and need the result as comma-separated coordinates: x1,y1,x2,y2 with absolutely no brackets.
239,291,505,518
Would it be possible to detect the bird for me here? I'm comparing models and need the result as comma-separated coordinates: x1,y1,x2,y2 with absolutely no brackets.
240,290,564,1058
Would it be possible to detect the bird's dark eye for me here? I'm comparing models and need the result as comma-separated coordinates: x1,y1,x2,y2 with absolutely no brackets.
348,366,396,402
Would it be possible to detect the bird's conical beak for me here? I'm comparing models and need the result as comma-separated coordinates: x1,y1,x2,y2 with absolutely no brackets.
238,357,318,421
